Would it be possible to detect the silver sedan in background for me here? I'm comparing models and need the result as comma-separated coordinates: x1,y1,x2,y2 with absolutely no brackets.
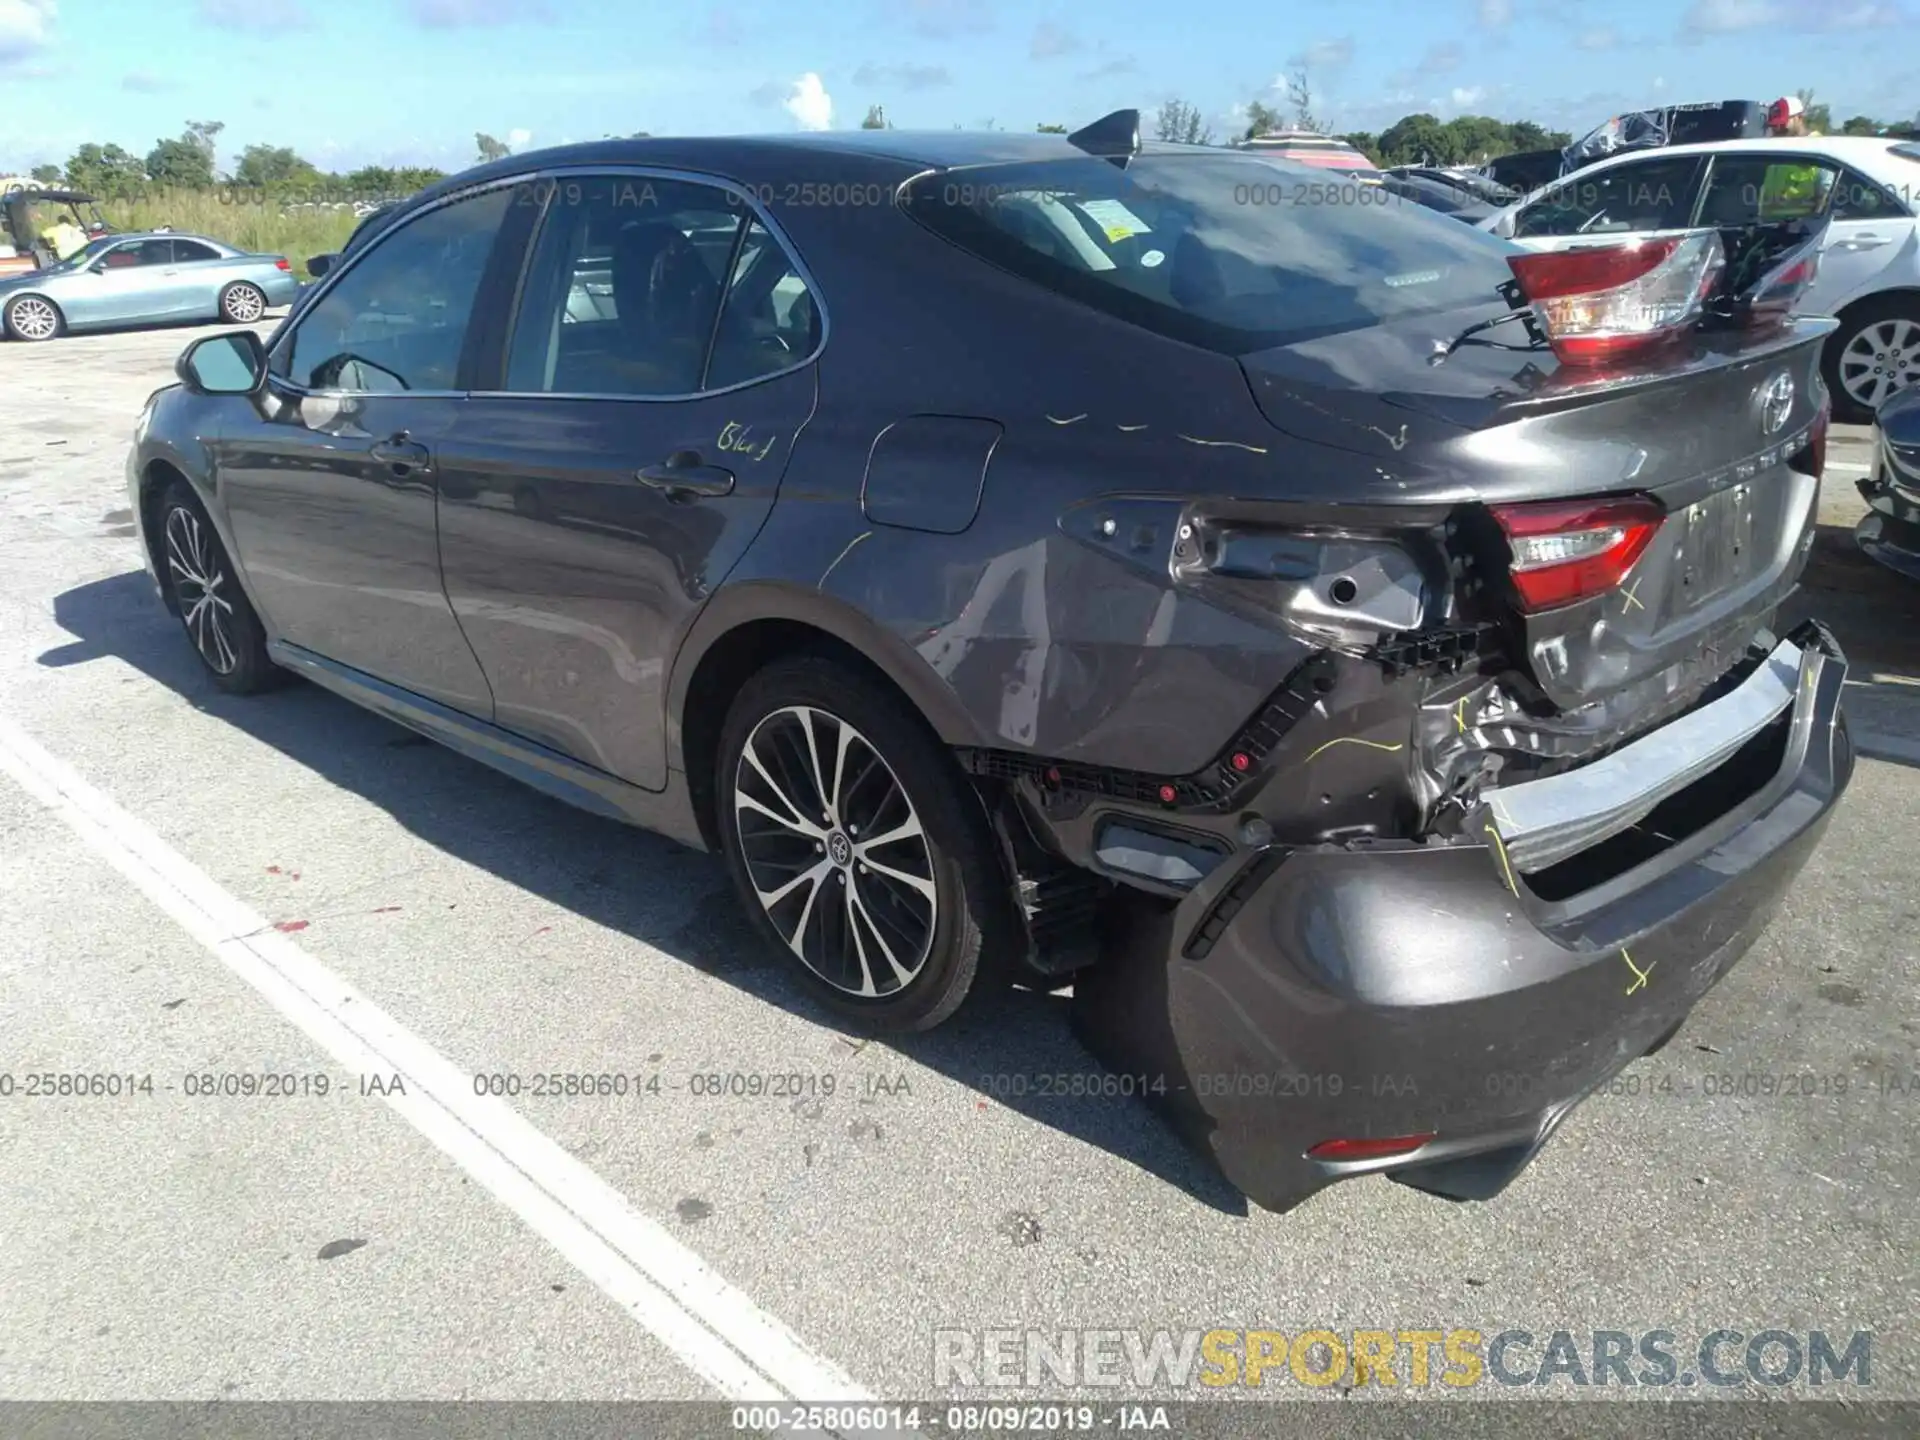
0,231,299,342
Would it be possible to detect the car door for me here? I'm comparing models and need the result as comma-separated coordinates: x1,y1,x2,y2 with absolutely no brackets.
435,170,821,790
166,236,231,318
1503,153,1707,250
1819,163,1919,311
214,180,534,717
67,237,178,325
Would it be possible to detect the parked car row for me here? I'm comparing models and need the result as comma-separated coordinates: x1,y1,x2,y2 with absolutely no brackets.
126,111,1853,1213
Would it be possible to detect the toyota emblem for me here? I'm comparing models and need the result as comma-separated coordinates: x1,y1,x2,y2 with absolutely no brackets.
1758,371,1795,435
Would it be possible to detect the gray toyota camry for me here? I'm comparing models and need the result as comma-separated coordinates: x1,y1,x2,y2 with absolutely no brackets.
126,113,1852,1213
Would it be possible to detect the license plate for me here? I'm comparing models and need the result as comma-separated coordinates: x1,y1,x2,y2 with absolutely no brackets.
1674,481,1756,611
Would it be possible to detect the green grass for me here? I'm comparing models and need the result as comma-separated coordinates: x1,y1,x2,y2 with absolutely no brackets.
114,192,366,278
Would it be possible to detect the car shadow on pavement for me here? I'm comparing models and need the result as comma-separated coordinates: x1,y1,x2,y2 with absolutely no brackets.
43,570,1251,1216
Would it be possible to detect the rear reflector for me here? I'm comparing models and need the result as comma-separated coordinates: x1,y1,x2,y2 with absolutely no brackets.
1507,233,1724,366
1491,495,1665,612
1307,1133,1436,1163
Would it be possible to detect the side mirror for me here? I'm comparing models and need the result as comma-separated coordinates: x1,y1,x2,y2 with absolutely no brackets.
177,331,268,396
306,252,333,278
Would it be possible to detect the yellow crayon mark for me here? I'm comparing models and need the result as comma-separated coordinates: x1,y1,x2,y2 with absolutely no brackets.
1620,577,1644,612
1302,737,1405,765
1117,423,1149,432
1046,413,1088,425
1621,947,1654,996
1178,434,1270,454
1454,697,1467,734
1483,823,1518,896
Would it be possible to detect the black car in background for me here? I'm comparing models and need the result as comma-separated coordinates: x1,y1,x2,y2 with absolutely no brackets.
1380,167,1505,222
126,113,1851,1214
1856,384,1920,578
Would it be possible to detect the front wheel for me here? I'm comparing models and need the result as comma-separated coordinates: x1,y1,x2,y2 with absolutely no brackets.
716,657,1016,1032
157,481,279,693
219,281,268,325
3,293,63,342
1825,297,1920,424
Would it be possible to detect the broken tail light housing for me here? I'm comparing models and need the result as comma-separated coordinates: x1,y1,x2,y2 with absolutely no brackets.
1491,495,1665,612
1507,233,1725,366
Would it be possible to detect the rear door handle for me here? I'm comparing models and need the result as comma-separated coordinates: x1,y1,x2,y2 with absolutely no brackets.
636,453,734,499
1831,233,1888,251
370,434,431,474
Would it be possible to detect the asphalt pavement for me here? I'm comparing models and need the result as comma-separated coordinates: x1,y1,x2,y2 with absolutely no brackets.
0,321,1915,1432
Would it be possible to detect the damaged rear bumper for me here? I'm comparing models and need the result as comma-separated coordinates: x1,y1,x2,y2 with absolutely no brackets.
1070,620,1851,1214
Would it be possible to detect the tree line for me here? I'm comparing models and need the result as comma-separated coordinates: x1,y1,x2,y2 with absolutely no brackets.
22,90,1920,201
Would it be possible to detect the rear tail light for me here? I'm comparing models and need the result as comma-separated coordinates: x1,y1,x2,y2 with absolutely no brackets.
1307,1133,1436,1163
1743,232,1823,331
274,257,291,270
1507,233,1725,366
1491,495,1665,612
1792,395,1831,480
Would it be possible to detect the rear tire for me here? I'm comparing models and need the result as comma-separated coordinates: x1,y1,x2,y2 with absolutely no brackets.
218,281,268,325
716,656,1016,1032
1824,295,1920,425
3,293,63,342
156,480,279,694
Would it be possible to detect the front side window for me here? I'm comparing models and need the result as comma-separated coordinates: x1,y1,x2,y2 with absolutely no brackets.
102,238,175,269
1514,156,1704,238
285,185,512,393
906,153,1520,354
503,175,743,397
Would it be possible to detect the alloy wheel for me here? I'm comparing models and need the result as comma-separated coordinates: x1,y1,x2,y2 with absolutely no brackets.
164,505,239,675
1840,318,1919,411
224,285,266,323
732,705,938,998
8,297,57,341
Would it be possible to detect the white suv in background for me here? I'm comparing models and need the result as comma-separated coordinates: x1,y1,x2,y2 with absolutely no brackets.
1483,136,1920,423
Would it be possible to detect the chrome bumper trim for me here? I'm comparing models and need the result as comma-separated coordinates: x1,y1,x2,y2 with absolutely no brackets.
1484,637,1812,874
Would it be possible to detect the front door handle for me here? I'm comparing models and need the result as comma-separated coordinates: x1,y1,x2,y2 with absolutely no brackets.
636,452,735,500
370,434,431,475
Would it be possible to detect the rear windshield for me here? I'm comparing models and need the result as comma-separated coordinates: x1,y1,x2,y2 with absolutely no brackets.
903,154,1521,354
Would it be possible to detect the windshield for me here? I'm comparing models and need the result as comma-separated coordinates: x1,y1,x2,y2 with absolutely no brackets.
904,153,1522,354
34,236,117,274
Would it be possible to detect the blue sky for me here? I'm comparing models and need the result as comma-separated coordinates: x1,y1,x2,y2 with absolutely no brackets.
0,0,1913,175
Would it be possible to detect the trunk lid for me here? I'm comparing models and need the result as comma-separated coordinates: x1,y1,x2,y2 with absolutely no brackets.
1238,313,1837,713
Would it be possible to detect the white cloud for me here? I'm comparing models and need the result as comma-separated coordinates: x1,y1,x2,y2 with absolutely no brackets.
1477,0,1513,27
0,0,56,64
1450,85,1487,107
507,127,531,148
1681,0,1784,30
1576,26,1617,49
783,72,833,130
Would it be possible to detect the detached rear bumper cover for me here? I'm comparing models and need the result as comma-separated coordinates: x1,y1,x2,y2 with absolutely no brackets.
1071,620,1851,1213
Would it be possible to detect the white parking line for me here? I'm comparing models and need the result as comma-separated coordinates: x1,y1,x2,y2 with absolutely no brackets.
0,712,870,1406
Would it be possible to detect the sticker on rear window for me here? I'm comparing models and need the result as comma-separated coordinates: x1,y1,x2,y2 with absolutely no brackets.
1079,198,1152,242
1140,248,1165,267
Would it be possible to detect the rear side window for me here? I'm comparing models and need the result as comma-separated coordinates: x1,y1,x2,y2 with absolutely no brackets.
1832,166,1909,220
172,239,222,262
1514,155,1704,238
904,154,1521,354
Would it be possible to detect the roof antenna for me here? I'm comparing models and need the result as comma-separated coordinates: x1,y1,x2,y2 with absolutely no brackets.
1067,108,1141,168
